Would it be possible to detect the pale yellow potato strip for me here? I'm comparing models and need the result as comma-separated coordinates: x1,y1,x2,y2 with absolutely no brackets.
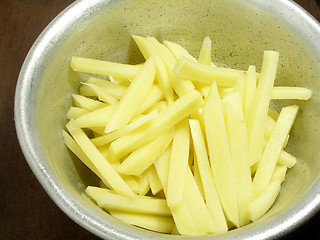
80,77,127,99
72,94,107,111
163,40,197,62
154,147,199,235
132,35,174,104
271,87,312,100
278,150,296,168
167,118,190,207
105,57,156,133
189,119,228,233
108,90,203,161
96,191,171,216
62,130,100,179
173,56,242,87
271,165,287,183
147,36,177,67
74,105,115,128
203,81,239,227
135,171,151,196
85,186,112,201
147,165,163,195
110,211,174,233
198,36,212,66
246,51,279,166
253,105,298,196
66,120,134,197
81,82,118,105
91,110,158,147
223,95,254,226
248,179,281,221
135,85,163,115
66,107,89,120
183,166,215,234
117,128,174,175
70,56,141,79
244,65,257,118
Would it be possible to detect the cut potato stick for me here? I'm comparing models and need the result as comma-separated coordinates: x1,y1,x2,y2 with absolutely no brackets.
96,191,171,216
70,56,141,79
108,90,203,161
74,105,115,128
110,211,174,233
66,107,89,120
135,85,164,116
248,179,281,221
117,128,174,175
271,87,312,100
105,58,156,133
91,110,158,147
62,130,101,179
253,105,298,196
66,120,134,197
147,36,177,67
174,56,242,87
198,36,212,66
81,82,118,105
132,35,174,104
167,118,190,207
154,147,199,235
72,94,107,111
247,51,279,166
147,165,163,195
278,150,297,168
203,81,239,227
223,95,254,226
163,40,197,62
183,166,215,234
189,119,228,233
80,77,127,99
135,171,151,196
244,65,257,118
271,165,287,183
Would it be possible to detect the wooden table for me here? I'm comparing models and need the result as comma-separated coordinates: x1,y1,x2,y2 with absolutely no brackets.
1,0,319,239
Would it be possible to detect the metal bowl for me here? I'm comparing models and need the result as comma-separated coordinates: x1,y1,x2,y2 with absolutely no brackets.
14,0,320,239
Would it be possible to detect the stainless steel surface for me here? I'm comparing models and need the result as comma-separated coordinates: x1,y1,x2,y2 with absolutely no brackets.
14,0,320,239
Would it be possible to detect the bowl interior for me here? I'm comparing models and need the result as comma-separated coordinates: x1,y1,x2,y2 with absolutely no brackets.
27,0,320,239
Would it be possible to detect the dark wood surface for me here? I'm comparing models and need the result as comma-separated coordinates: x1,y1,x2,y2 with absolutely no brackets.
1,0,319,239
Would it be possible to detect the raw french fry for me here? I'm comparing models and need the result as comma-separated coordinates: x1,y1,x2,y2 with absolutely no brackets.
110,211,174,233
244,65,257,118
248,179,281,221
85,186,112,201
66,120,134,197
163,40,197,62
271,87,312,100
253,105,298,196
144,101,167,114
70,56,141,79
147,36,177,67
247,51,279,166
174,56,242,87
72,94,107,111
74,105,115,128
278,150,297,168
223,94,254,226
105,57,156,133
108,90,203,161
203,81,239,227
198,36,212,66
167,118,190,207
117,128,174,175
232,73,246,108
62,130,101,179
66,107,89,120
132,35,174,104
80,77,127,99
135,171,150,196
96,191,171,216
81,82,118,105
271,165,287,183
189,119,228,233
183,166,215,234
91,110,158,147
154,147,199,235
147,165,163,195
135,85,163,115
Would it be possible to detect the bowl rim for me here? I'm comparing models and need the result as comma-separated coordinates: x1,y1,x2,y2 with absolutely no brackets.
14,0,320,239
